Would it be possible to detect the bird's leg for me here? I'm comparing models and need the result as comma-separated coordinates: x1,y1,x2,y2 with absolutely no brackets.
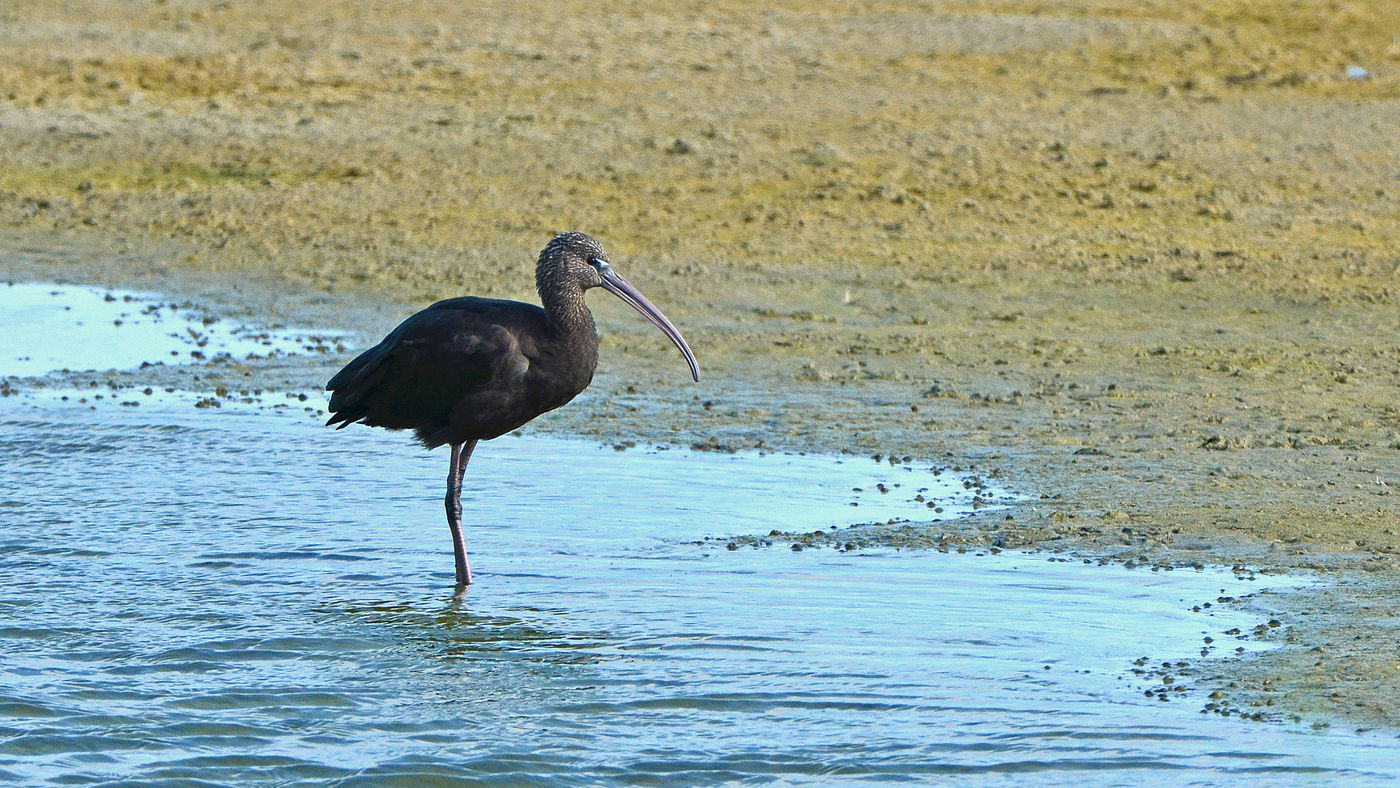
445,440,477,586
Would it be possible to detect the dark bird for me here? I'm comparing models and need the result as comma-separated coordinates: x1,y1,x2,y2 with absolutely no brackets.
325,232,699,586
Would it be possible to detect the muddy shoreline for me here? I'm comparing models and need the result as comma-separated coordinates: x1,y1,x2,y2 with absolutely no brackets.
3,1,1399,732
5,236,1397,733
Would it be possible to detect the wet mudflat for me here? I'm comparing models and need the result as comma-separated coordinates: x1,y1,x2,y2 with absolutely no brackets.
4,0,1400,735
0,400,1396,784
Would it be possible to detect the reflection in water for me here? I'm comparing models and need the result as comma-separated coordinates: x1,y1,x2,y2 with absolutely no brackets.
331,597,611,665
0,400,1396,784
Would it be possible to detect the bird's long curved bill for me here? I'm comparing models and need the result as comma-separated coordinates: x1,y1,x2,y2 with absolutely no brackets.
600,267,700,382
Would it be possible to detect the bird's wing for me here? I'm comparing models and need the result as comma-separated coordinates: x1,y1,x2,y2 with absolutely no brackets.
324,299,534,431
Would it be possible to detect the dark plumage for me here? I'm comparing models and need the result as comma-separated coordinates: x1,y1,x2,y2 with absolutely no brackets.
325,232,698,586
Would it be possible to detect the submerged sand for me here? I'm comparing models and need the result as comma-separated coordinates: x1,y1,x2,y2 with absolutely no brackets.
2,1,1399,730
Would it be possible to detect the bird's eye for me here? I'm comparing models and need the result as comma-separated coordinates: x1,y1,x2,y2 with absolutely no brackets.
588,257,609,270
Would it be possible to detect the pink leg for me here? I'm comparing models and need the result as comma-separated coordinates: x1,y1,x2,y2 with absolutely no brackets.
444,440,478,586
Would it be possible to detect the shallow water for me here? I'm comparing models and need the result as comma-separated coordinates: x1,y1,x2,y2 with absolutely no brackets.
0,281,342,378
2,399,1398,785
1,284,1398,784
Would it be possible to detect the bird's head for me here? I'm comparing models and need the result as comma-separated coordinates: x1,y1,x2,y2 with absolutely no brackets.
538,231,611,291
538,232,699,382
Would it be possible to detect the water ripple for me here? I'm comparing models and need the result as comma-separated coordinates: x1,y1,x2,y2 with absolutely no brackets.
0,402,1395,784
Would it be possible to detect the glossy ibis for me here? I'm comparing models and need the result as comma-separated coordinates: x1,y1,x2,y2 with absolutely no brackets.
325,232,699,586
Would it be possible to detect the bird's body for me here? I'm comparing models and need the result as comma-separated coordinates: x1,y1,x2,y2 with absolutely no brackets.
325,232,698,587
326,296,598,447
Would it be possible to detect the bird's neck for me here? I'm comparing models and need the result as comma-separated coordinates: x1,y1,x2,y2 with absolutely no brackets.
542,287,597,343
539,288,599,392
